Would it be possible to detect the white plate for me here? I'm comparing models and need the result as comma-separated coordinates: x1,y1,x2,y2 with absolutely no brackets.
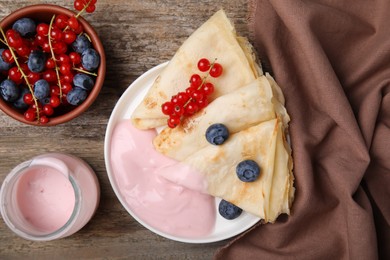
104,62,260,243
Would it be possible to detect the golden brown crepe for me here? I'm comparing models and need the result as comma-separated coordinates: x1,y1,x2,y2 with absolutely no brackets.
131,10,262,129
183,118,294,222
153,76,277,161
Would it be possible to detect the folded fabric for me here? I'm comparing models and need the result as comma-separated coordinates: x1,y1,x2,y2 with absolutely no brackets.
215,0,390,259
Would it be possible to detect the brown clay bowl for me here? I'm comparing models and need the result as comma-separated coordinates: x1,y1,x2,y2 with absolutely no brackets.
0,4,106,126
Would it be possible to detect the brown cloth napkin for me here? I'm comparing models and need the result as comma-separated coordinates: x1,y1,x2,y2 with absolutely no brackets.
215,0,390,259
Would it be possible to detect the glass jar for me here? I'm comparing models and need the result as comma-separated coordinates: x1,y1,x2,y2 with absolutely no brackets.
0,153,100,241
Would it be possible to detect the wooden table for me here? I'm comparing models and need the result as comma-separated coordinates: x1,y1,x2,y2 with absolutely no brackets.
0,0,251,258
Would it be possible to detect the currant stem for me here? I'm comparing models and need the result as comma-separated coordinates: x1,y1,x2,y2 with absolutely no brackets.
0,26,41,122
183,58,217,108
63,0,94,32
48,15,63,100
73,67,98,76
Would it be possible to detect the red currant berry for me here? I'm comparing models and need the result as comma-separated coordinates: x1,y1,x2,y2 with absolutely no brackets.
36,23,49,36
68,16,79,31
2,49,14,63
23,93,34,105
209,63,223,78
42,70,57,83
202,82,214,95
35,34,48,46
190,74,202,88
53,42,68,55
173,104,184,116
177,92,190,105
57,54,71,64
197,97,209,109
50,85,60,96
69,52,81,64
74,0,84,11
63,30,76,44
184,101,199,116
20,63,30,74
161,101,174,115
8,67,23,84
62,73,74,84
61,82,73,94
43,104,54,116
86,4,96,13
197,58,210,72
27,72,40,84
55,14,69,30
46,58,56,69
6,30,23,48
167,115,181,128
73,23,83,34
16,45,31,57
50,95,61,108
185,85,196,95
59,63,72,75
50,28,63,42
24,108,36,122
31,102,43,111
41,42,51,53
39,116,49,124
191,90,204,102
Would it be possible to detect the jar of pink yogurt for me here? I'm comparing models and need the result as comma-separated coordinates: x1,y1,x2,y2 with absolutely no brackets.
0,153,100,241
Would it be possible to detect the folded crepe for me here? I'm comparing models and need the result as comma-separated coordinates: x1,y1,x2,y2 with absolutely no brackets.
153,75,287,161
131,9,263,129
182,118,294,222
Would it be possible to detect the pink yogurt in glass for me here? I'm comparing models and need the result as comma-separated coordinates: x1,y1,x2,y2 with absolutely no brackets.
0,153,100,241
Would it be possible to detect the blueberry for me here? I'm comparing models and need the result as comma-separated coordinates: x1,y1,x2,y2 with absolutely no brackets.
205,123,229,145
73,73,94,91
81,48,100,71
13,88,30,109
219,200,243,220
0,49,12,71
67,87,87,106
72,35,91,53
33,79,50,99
39,97,51,105
27,50,46,73
236,160,260,182
0,79,19,102
12,18,36,37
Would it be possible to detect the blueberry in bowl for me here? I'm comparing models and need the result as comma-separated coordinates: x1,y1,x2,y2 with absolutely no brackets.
0,3,105,126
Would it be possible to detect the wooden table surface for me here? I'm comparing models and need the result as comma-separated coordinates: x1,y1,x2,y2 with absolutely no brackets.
0,0,251,259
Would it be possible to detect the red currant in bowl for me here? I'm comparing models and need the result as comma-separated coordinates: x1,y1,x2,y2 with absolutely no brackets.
0,4,106,126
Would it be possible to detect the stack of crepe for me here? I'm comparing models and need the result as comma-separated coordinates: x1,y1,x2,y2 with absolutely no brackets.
131,10,294,223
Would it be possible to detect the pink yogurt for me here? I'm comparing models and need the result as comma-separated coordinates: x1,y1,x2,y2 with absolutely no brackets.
109,121,216,238
0,153,100,241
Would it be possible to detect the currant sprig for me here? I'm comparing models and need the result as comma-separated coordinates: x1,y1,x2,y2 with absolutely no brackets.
0,27,41,121
161,58,223,128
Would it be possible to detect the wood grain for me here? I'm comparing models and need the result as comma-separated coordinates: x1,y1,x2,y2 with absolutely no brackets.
0,0,252,259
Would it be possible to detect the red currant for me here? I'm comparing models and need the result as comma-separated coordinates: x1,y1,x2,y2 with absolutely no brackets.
46,58,56,69
190,74,202,88
197,58,210,72
39,115,49,124
161,101,174,115
73,24,83,34
23,93,34,105
24,108,36,122
191,90,204,102
55,14,69,29
6,30,23,48
202,82,214,95
63,30,76,44
62,73,74,84
53,42,68,55
86,4,96,13
16,45,31,57
59,63,72,75
177,92,190,105
57,54,70,64
50,85,60,96
197,97,208,109
74,0,84,11
61,82,73,94
50,28,63,42
69,52,81,64
173,104,184,116
43,104,54,116
8,67,23,84
50,95,61,108
2,49,14,63
168,116,181,128
209,63,223,78
68,16,79,31
42,70,57,83
27,72,40,84
184,102,199,116
41,42,51,53
36,23,49,36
